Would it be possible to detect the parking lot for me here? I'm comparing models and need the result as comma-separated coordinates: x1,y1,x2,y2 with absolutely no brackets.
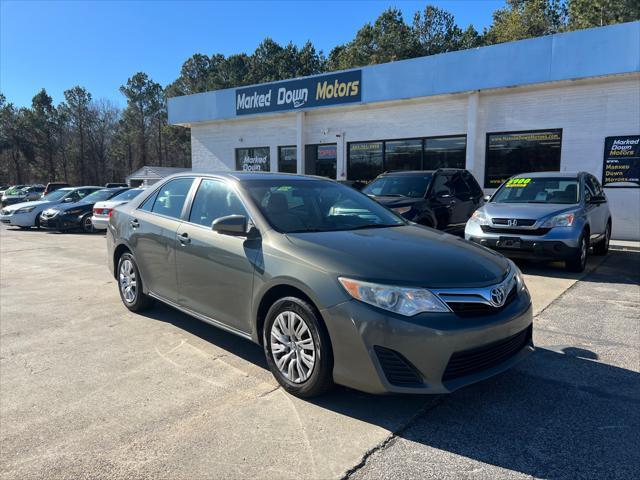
1,225,638,479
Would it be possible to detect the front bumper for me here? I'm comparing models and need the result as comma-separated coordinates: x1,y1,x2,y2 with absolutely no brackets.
0,211,38,227
465,221,580,260
39,213,82,231
321,289,533,394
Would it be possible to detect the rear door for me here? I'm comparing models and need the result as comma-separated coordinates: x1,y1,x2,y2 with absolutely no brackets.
129,177,195,303
427,173,454,230
449,172,476,232
175,178,259,334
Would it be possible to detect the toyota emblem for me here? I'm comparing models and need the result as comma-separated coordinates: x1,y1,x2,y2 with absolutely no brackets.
490,286,506,307
507,219,518,227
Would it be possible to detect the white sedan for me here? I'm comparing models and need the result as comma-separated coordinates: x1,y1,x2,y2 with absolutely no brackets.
91,188,145,230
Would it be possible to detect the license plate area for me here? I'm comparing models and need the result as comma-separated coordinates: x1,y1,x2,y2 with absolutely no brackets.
498,237,522,249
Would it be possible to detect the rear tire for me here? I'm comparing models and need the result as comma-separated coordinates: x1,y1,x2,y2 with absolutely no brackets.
263,296,333,398
117,252,154,312
593,223,611,256
566,232,588,272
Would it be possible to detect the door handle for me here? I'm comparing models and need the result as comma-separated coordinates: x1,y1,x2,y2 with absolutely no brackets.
130,219,139,228
178,232,191,245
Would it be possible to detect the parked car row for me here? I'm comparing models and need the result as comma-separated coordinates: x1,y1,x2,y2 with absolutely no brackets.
0,185,145,232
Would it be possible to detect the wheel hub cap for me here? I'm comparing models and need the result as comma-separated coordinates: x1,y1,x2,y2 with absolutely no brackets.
270,311,316,383
119,259,137,303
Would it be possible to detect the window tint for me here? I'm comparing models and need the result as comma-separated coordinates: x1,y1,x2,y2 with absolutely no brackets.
450,174,470,199
463,171,483,197
385,139,422,172
584,176,597,202
189,179,248,227
424,136,466,169
485,130,562,188
430,174,452,196
149,178,193,219
361,174,432,198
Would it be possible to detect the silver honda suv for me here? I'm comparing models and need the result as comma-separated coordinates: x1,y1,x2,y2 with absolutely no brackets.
465,172,611,272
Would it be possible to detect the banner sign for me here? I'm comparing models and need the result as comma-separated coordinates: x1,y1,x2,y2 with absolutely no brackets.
236,70,361,116
602,135,640,187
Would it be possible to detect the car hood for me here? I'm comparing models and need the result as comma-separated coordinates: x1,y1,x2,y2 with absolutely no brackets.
482,202,579,220
56,201,94,213
284,224,510,288
370,196,424,208
3,200,51,211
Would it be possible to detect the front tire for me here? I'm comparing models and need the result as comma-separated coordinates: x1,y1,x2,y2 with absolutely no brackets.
263,297,333,398
566,232,588,272
117,252,154,312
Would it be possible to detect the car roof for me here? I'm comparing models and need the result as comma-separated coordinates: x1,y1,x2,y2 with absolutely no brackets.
379,168,467,176
164,171,335,182
513,171,583,178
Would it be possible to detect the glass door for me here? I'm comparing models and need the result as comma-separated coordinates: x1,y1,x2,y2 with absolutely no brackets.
305,144,337,179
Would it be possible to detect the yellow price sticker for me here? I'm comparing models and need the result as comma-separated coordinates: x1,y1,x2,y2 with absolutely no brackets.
505,178,532,188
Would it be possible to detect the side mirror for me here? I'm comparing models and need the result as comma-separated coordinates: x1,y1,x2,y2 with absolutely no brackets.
436,190,451,198
589,194,606,204
64,197,74,203
212,215,249,236
483,195,491,202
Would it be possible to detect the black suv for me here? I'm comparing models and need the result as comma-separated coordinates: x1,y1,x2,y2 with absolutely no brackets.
362,169,484,235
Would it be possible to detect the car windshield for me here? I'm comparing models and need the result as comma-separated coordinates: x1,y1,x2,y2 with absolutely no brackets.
111,188,142,201
243,179,406,233
362,174,432,198
81,189,119,203
42,189,71,201
492,177,580,204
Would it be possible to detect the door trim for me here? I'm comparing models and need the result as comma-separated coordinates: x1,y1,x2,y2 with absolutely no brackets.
147,290,254,341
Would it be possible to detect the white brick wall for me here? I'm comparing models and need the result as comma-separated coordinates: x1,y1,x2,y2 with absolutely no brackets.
189,74,640,240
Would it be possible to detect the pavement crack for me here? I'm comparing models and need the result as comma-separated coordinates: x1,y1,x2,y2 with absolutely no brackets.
340,396,445,480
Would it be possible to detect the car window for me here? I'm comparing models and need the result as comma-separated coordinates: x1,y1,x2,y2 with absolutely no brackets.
584,176,597,202
111,189,144,202
66,191,81,202
492,177,579,204
463,172,483,197
189,179,248,227
149,178,194,219
430,174,452,196
77,189,96,199
243,179,405,233
450,173,471,199
362,174,432,198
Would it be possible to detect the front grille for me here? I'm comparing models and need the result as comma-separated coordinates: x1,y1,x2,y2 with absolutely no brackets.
492,218,536,227
481,225,551,236
1,209,11,215
442,325,532,382
446,286,518,317
374,346,423,387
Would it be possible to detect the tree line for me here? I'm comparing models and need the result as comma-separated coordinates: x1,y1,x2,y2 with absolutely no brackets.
1,0,637,185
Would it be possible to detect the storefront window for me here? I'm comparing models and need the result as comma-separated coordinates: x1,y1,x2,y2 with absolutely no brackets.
424,136,466,170
348,142,384,182
235,147,270,172
278,146,297,173
305,144,337,179
485,129,562,188
385,139,422,172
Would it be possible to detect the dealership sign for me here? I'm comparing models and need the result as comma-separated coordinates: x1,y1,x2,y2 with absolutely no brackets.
602,135,640,187
236,70,361,115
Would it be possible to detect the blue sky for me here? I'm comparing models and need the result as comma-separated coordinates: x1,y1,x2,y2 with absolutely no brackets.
1,0,504,108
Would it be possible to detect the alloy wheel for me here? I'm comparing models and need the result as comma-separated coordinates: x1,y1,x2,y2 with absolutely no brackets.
83,215,93,233
580,236,587,266
270,311,316,383
119,259,137,304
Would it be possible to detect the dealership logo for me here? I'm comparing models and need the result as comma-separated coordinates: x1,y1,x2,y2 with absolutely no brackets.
236,70,361,115
490,286,507,307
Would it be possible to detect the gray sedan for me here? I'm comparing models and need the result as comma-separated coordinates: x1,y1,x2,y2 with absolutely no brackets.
107,173,533,398
465,171,611,272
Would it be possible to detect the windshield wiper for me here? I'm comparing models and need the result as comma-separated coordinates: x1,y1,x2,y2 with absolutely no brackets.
349,224,401,230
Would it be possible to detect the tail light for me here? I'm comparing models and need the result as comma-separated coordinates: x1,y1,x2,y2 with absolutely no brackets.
108,209,113,217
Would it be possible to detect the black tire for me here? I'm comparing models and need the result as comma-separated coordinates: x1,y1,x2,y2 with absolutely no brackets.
117,252,154,312
566,232,588,272
593,222,611,256
263,296,333,398
34,215,41,230
18,226,31,230
81,214,94,233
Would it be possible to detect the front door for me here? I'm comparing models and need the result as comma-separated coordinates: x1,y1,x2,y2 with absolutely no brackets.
176,178,260,334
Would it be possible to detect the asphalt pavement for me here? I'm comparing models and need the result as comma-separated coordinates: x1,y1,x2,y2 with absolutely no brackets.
350,248,640,480
0,225,637,479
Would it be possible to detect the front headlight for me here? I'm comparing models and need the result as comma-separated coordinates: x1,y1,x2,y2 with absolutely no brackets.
511,262,527,292
470,209,490,225
338,277,450,316
15,206,36,214
541,212,575,228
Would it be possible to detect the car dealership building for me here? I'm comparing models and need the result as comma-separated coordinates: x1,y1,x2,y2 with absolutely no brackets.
168,22,640,240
